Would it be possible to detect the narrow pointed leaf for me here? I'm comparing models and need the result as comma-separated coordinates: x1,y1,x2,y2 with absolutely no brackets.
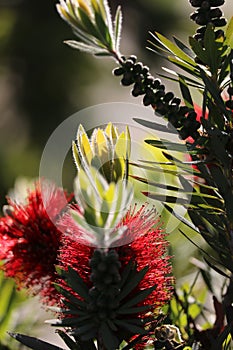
118,266,149,301
143,192,189,205
168,56,200,78
173,36,196,58
65,40,105,54
120,285,157,310
100,323,120,350
145,138,187,152
189,36,208,63
114,5,122,51
225,16,233,49
152,32,196,66
133,118,176,134
164,204,200,233
114,320,147,335
56,330,81,350
179,75,194,108
8,333,65,350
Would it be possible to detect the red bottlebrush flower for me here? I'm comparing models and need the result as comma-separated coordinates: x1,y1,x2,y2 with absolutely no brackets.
0,181,72,304
117,204,173,309
58,203,173,310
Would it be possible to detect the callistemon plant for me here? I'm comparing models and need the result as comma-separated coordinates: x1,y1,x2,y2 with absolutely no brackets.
3,0,233,349
4,123,173,350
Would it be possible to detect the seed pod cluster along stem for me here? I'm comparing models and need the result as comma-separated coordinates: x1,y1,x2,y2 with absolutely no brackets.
189,0,227,42
113,55,201,140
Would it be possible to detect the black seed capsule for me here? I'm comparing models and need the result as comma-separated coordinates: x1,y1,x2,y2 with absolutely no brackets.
209,0,224,6
172,97,181,105
124,60,134,69
212,17,227,26
215,29,224,39
179,128,190,140
226,100,233,109
121,72,134,86
133,62,144,74
132,83,144,97
209,8,222,19
152,79,162,89
163,92,174,103
129,55,137,63
143,94,153,106
197,26,207,34
196,13,209,25
113,67,125,76
190,0,203,7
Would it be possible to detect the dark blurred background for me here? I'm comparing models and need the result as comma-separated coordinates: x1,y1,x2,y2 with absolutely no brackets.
0,0,229,205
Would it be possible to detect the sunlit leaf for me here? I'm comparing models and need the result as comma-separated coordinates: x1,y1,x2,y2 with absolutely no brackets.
225,16,233,49
151,32,196,66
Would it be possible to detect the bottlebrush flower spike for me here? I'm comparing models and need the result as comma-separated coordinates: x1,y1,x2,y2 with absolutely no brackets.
52,204,173,349
56,0,123,56
0,181,72,304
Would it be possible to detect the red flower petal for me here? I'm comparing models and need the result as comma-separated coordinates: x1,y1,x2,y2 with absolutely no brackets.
0,181,72,304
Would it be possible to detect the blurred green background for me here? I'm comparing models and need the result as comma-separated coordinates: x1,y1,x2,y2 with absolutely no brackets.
0,0,194,205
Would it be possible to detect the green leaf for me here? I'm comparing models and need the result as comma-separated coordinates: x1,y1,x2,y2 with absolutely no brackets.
164,204,200,233
119,259,134,289
117,304,153,315
173,36,196,58
8,333,65,350
130,174,184,192
168,56,201,78
133,118,176,134
99,323,120,350
94,11,112,48
160,67,204,88
65,40,107,55
54,284,87,309
56,315,92,327
200,69,231,120
67,267,90,299
73,335,97,350
131,160,206,180
204,24,220,74
218,53,232,85
114,5,122,51
58,267,90,300
119,285,157,310
118,266,148,301
225,16,233,49
145,138,187,152
189,36,208,63
152,32,196,66
143,192,189,205
114,319,147,335
204,258,231,278
78,7,101,40
57,330,82,350
71,322,96,337
179,229,224,266
178,75,194,108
